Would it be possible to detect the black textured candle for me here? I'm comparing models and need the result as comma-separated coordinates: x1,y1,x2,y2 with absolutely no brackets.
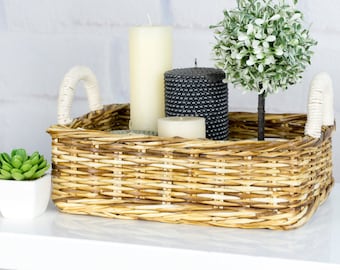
164,67,229,140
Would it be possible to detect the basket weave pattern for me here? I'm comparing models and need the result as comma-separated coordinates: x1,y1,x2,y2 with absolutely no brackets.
48,104,334,230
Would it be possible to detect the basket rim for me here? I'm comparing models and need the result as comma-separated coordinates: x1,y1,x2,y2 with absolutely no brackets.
47,103,335,151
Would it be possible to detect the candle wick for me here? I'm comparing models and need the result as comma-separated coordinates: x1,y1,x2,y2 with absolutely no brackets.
194,58,197,67
147,13,152,26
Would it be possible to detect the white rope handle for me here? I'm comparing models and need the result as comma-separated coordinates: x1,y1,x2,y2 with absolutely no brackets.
305,72,334,138
57,66,103,125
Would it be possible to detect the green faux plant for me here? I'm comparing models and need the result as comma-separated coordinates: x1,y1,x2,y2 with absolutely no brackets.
211,0,317,140
0,149,50,180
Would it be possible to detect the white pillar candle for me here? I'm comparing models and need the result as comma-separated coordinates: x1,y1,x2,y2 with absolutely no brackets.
158,117,206,139
129,26,173,132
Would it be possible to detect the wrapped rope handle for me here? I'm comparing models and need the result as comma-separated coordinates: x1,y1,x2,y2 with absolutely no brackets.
58,66,103,125
305,72,334,138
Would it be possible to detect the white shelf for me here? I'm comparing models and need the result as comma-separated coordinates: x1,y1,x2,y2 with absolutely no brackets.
1,184,340,270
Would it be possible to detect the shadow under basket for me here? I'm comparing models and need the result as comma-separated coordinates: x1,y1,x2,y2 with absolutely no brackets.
47,104,335,230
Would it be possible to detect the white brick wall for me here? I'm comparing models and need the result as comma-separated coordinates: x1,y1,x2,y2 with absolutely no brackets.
170,0,236,28
0,0,339,182
4,0,162,32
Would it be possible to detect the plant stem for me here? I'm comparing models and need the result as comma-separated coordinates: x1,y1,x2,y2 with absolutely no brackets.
258,92,265,141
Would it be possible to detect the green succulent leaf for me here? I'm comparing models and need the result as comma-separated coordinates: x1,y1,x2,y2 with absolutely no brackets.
30,151,39,159
23,164,39,179
0,169,12,178
30,154,40,166
0,153,11,163
12,172,25,181
0,174,11,180
0,149,50,181
21,161,33,172
12,155,23,168
10,149,16,158
38,159,47,170
11,168,22,174
31,168,48,179
15,149,28,162
1,160,13,171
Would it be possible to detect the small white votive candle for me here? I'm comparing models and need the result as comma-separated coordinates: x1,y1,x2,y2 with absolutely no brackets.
157,117,206,139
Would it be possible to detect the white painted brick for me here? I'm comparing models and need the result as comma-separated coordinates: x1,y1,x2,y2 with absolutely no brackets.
4,0,162,33
0,97,99,159
173,28,215,68
0,32,119,104
302,0,340,33
170,0,236,28
229,81,308,114
0,99,56,159
0,0,7,31
109,30,130,103
309,31,340,112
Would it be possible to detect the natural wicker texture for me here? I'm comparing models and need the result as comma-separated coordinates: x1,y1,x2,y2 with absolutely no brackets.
47,104,334,230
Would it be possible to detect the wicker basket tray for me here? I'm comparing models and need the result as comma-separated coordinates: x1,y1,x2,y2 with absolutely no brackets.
47,66,335,230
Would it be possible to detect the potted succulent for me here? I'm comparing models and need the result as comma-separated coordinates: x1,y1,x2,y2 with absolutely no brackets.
0,149,51,218
211,0,317,140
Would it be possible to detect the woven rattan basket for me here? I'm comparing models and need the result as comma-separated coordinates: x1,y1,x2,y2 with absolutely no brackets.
47,66,335,230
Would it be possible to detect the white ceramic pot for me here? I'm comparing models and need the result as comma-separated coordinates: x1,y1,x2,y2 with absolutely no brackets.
0,174,51,219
